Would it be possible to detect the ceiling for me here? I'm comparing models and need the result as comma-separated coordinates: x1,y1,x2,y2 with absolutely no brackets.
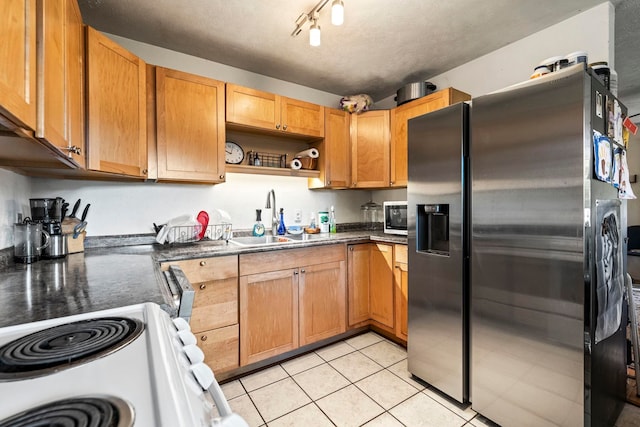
78,0,639,120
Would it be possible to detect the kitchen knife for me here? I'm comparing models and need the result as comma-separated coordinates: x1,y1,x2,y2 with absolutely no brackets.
61,202,69,219
69,199,81,218
80,204,90,222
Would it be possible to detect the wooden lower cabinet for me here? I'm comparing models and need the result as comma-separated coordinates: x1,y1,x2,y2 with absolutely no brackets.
239,244,346,365
197,324,239,374
299,261,346,346
161,255,239,374
347,243,395,329
239,269,299,366
394,245,408,341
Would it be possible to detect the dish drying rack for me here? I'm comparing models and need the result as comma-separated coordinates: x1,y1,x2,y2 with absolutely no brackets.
165,223,232,244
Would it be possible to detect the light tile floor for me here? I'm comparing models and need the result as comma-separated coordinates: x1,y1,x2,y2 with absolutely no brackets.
220,332,640,426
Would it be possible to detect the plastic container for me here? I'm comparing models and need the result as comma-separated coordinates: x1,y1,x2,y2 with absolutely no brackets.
565,50,588,67
590,61,611,90
530,65,551,79
318,211,329,233
329,206,337,233
361,201,381,231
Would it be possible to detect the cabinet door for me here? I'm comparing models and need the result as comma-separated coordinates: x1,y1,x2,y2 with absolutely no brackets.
226,83,279,131
299,261,346,346
281,97,324,137
240,269,299,365
394,244,408,340
190,277,238,333
370,243,394,328
311,108,350,189
36,0,85,167
347,244,371,326
391,88,471,187
86,27,147,176
0,0,36,130
156,67,225,182
198,324,239,374
351,110,390,188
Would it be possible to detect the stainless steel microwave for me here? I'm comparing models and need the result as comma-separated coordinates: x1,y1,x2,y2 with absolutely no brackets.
383,201,407,235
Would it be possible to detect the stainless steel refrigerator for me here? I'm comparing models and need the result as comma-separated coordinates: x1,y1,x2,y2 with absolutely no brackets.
471,67,626,426
407,66,628,426
407,102,470,404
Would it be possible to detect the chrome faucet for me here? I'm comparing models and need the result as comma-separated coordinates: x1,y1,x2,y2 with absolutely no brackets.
265,189,278,236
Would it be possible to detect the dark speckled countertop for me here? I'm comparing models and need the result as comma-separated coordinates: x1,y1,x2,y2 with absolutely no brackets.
0,231,406,328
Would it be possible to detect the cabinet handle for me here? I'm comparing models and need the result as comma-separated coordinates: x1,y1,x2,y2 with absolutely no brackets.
219,174,224,179
200,284,206,290
390,181,394,185
301,269,305,273
199,260,207,266
353,181,357,186
283,124,288,130
142,169,148,175
276,124,281,129
67,145,81,155
201,335,207,341
294,271,298,276
327,180,331,185
349,247,354,251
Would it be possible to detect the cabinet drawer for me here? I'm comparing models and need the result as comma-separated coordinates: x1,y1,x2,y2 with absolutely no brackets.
190,277,238,332
395,244,408,264
240,244,345,276
198,324,239,374
162,255,238,282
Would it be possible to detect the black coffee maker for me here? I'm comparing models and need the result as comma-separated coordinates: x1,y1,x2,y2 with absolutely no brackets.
30,198,66,258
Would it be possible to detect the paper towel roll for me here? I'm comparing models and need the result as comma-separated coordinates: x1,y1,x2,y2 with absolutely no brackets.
294,148,319,158
290,159,302,170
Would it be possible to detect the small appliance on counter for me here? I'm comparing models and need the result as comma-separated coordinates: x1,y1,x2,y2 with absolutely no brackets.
383,201,407,235
13,219,50,264
30,197,66,259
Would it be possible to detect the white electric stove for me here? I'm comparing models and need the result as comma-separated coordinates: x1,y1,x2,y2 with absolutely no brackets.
0,303,247,426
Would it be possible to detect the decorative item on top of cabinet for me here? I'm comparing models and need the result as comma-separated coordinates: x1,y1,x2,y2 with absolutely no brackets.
308,107,351,189
350,110,390,188
347,243,394,330
239,244,346,365
86,27,147,177
394,244,408,341
153,66,226,183
160,256,239,374
226,83,324,139
390,88,470,187
36,0,85,168
0,0,36,132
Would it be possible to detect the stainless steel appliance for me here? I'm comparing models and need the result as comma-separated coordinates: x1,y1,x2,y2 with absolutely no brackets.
0,303,248,426
383,201,408,235
471,66,627,426
13,220,51,263
407,102,470,403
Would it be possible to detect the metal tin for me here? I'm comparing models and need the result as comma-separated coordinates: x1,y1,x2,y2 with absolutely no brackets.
395,81,437,106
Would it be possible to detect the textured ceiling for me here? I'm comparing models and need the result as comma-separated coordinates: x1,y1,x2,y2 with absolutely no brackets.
78,0,639,119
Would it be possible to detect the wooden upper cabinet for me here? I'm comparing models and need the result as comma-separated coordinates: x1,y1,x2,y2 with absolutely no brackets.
351,110,390,188
86,27,147,177
0,0,37,130
309,107,350,189
226,83,324,138
36,0,85,167
155,67,225,183
390,88,470,187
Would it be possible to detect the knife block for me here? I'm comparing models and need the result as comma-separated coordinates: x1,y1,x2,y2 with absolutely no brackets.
66,232,85,253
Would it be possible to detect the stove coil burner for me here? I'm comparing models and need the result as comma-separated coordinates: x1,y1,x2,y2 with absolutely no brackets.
0,317,144,380
0,395,134,427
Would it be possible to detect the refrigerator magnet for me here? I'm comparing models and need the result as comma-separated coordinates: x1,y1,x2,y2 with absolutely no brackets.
593,130,611,183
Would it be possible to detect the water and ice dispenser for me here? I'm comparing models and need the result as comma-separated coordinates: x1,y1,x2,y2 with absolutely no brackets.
416,204,450,256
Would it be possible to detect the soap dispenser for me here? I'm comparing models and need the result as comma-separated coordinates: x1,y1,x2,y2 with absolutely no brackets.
277,208,286,235
252,209,265,236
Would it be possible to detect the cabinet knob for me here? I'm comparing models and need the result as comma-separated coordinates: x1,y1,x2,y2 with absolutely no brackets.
219,174,224,180
353,181,357,186
200,284,206,290
201,335,208,341
67,145,81,155
301,269,305,273
283,124,288,130
276,124,281,129
349,247,354,251
390,181,394,185
200,260,207,266
294,271,298,276
142,169,148,175
327,180,331,185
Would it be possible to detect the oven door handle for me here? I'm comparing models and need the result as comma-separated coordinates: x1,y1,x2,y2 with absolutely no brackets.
163,265,195,322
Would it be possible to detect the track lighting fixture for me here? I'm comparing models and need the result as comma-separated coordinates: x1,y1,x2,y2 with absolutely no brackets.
291,0,345,47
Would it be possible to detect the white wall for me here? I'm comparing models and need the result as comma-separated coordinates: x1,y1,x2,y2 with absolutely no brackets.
0,169,31,249
30,174,373,237
375,2,614,107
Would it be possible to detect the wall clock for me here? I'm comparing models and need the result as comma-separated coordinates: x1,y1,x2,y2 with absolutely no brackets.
225,141,244,164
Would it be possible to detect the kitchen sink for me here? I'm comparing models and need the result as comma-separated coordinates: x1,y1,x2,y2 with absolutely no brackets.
229,235,295,246
286,233,330,241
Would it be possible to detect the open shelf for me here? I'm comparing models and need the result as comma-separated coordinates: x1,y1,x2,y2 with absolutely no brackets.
226,164,320,178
